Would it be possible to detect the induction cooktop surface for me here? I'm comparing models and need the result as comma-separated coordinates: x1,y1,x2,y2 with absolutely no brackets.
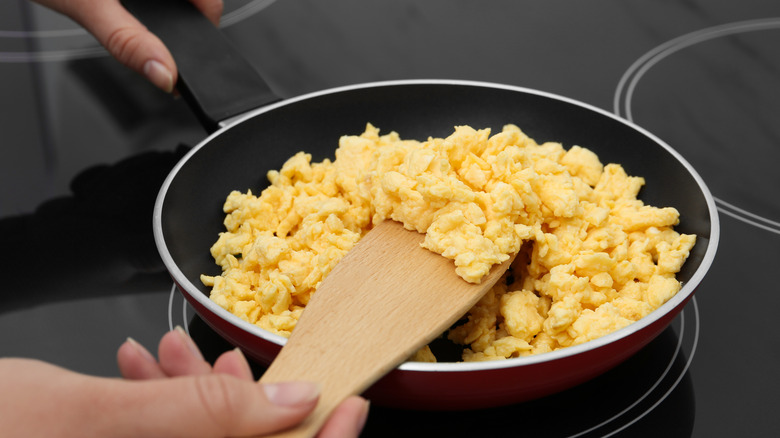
2,1,778,436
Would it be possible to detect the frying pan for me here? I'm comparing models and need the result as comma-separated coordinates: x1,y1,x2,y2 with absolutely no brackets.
126,0,719,409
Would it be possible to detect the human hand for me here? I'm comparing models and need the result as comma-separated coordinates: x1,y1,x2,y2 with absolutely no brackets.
30,0,224,93
0,328,369,437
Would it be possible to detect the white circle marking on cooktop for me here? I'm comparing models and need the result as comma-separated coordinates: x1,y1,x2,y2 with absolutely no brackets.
586,301,699,437
168,285,699,436
614,18,780,235
0,0,277,63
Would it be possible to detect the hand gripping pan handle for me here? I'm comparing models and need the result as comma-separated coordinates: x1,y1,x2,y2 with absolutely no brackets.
122,0,280,132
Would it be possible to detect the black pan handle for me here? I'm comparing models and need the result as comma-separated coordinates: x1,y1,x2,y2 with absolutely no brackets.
121,0,280,132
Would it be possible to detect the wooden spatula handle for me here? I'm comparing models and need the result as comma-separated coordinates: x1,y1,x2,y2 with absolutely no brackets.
257,221,513,437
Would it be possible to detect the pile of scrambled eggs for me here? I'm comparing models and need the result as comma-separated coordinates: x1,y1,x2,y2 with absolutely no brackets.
201,123,696,362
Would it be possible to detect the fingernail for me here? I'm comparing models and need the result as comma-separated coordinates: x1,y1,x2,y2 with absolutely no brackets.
174,326,205,361
126,337,156,363
143,59,174,93
356,400,370,434
263,382,320,407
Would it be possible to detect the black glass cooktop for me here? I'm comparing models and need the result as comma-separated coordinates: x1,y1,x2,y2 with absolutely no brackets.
2,1,779,436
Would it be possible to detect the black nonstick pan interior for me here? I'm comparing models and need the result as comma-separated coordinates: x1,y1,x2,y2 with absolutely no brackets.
157,80,714,302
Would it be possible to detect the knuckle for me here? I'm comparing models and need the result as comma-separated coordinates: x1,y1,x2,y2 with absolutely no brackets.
103,26,148,69
193,374,244,433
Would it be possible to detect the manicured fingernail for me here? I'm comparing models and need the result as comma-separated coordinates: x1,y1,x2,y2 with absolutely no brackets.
356,400,370,433
126,337,156,363
143,59,174,93
174,326,204,361
263,382,320,407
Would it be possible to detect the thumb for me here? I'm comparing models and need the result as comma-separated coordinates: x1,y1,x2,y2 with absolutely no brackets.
101,376,321,437
35,0,178,92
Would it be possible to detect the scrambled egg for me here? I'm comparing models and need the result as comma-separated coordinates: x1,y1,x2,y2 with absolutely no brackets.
201,124,696,362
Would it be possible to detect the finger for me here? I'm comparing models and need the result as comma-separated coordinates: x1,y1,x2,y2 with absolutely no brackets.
157,327,213,377
213,348,255,381
116,337,166,380
32,0,176,92
101,378,321,438
189,0,224,26
317,396,370,438
0,359,97,436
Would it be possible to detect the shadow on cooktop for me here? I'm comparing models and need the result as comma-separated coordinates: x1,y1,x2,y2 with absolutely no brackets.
0,145,190,313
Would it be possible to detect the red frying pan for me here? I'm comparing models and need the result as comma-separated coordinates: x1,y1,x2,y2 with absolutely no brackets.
124,0,719,409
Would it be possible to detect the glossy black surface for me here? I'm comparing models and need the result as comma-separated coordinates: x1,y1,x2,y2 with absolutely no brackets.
159,83,714,300
2,1,779,436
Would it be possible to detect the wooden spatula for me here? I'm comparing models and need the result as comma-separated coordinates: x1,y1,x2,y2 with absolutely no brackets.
258,220,514,437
